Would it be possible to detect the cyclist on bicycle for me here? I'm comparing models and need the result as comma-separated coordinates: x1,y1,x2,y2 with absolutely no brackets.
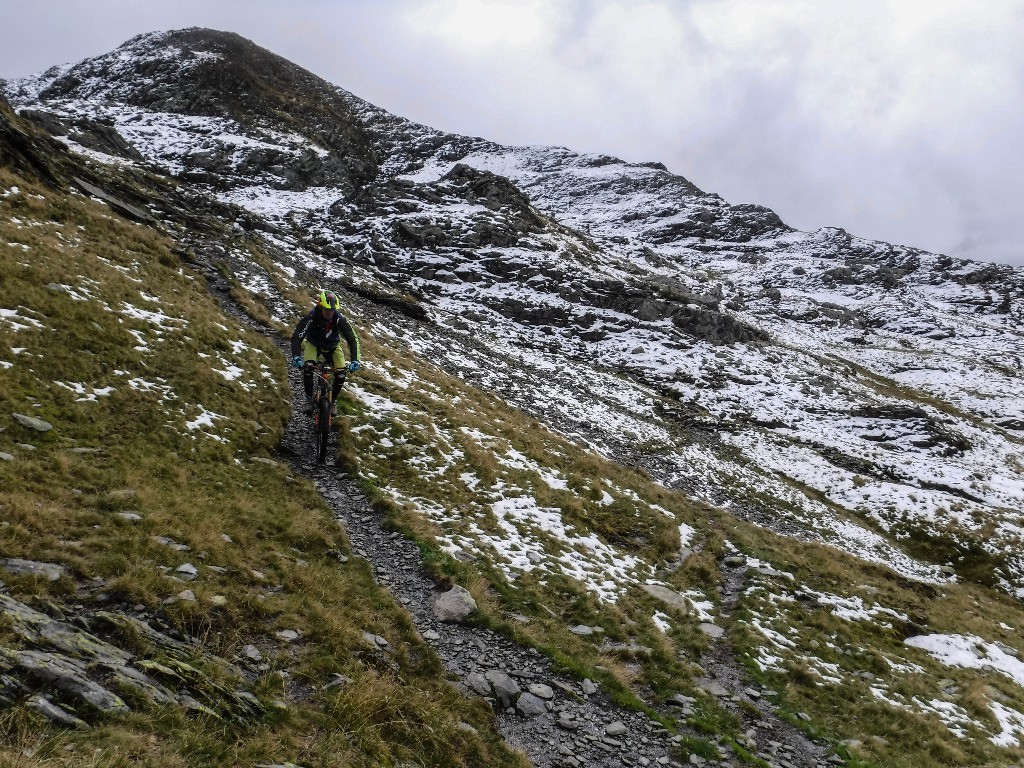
290,289,361,416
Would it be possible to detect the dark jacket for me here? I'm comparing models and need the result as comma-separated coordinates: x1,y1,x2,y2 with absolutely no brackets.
291,307,360,362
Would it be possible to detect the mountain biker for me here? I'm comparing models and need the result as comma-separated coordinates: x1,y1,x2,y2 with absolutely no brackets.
290,290,361,416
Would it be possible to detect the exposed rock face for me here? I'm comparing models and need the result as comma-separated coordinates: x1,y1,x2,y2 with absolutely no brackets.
14,29,378,194
0,96,66,185
0,594,264,723
20,109,144,161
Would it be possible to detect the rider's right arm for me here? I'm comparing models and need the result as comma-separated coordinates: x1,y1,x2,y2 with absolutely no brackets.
290,310,314,357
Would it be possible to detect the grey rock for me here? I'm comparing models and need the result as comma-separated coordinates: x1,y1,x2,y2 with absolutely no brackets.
528,683,555,699
361,631,389,650
581,678,599,695
241,644,263,661
12,413,52,432
605,720,628,736
174,562,198,579
465,672,492,697
556,713,580,730
431,585,477,622
155,536,190,551
115,512,142,522
516,691,547,717
27,694,89,729
484,669,521,709
695,678,729,697
322,674,351,690
641,584,690,611
0,452,13,461
0,558,68,582
1,648,129,713
667,693,696,707
698,623,725,639
0,594,131,665
0,672,27,702
179,694,216,715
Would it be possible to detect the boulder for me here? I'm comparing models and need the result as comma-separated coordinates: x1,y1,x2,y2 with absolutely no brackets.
484,669,521,709
516,691,547,717
431,585,477,623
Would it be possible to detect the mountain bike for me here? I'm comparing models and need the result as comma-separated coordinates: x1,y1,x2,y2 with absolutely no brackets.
309,360,347,464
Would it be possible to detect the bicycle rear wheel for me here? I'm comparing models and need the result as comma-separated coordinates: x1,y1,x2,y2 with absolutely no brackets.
314,395,331,463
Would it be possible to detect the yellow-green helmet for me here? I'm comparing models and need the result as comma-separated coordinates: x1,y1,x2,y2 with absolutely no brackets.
318,290,339,310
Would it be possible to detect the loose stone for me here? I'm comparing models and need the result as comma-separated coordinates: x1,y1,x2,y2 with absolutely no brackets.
12,413,53,432
605,720,628,736
0,558,68,581
175,563,198,579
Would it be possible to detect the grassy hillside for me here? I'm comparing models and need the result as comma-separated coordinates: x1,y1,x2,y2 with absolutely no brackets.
323,315,1024,767
0,165,526,768
3,111,1024,767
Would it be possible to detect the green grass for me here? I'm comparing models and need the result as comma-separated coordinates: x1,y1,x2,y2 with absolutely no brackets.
0,167,528,768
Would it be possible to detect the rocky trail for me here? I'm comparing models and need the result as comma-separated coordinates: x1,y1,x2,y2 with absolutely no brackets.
276,348,847,768
280,368,681,768
189,245,849,767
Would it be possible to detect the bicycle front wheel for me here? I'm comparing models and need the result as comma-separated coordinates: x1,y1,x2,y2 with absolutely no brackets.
315,397,331,463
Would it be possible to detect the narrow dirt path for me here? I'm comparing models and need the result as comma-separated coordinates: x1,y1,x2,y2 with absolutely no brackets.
280,380,685,768
202,265,845,767
695,558,843,768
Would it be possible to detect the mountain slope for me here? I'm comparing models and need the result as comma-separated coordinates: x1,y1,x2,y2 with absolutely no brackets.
3,28,1024,767
0,100,533,768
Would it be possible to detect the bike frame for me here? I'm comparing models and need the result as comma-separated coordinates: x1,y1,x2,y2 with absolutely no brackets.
308,356,347,463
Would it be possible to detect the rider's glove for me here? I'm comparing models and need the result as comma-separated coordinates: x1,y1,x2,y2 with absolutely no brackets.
291,355,303,369
348,360,362,372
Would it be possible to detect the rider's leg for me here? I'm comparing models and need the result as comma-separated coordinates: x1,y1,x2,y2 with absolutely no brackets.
323,345,344,416
301,340,318,414
301,340,318,398
326,344,345,402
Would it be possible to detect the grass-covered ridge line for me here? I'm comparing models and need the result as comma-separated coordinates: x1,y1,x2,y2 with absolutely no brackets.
0,167,526,768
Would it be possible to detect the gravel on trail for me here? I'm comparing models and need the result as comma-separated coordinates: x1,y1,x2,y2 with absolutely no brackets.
278,361,846,768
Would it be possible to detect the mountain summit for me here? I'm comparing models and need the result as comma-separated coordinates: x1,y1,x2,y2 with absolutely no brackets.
3,28,1024,767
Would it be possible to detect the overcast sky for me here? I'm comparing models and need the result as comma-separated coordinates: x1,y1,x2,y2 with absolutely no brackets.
2,0,1022,266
